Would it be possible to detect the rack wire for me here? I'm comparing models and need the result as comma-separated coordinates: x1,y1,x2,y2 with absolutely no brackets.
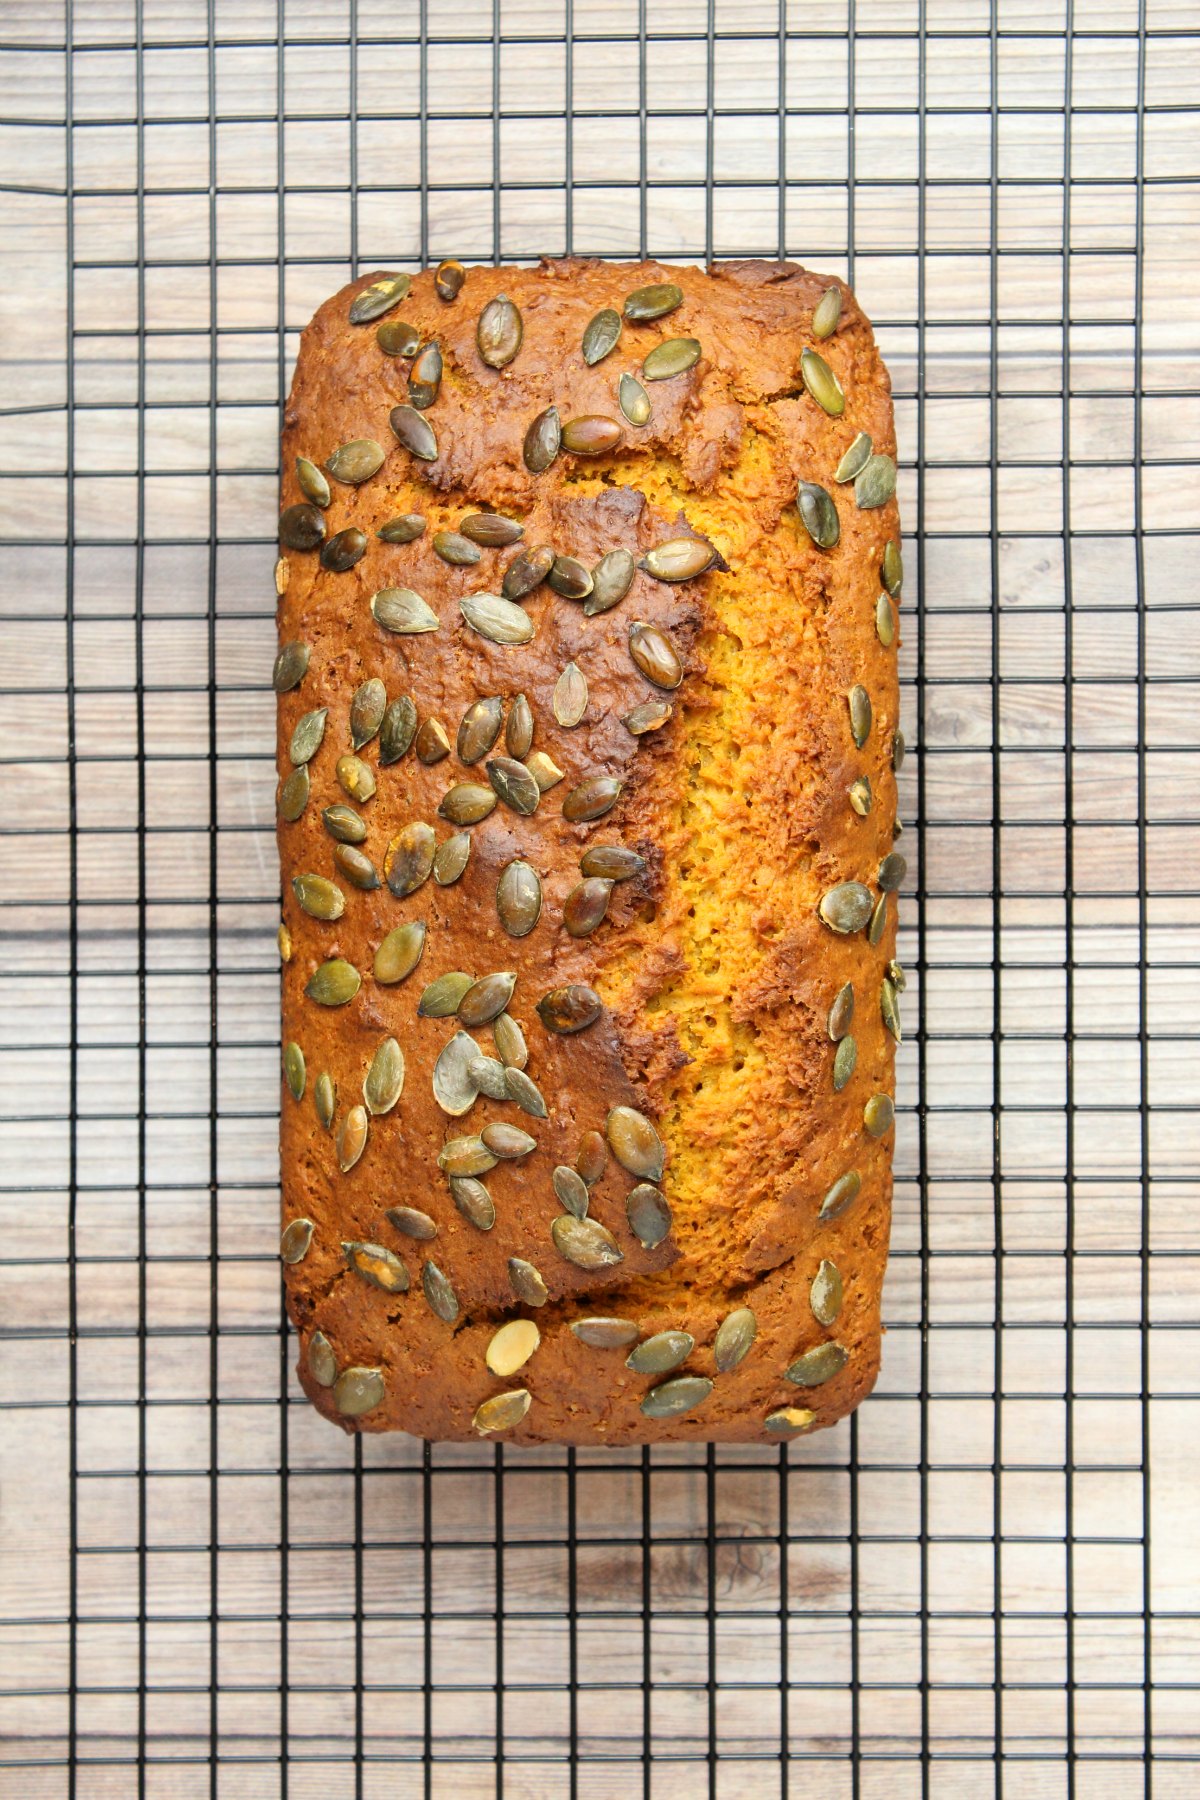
1,0,1197,1792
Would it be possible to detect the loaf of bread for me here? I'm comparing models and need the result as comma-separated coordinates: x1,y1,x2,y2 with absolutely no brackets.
275,257,903,1443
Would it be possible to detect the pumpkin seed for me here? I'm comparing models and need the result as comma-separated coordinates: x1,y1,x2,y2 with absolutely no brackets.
561,415,625,456
326,438,385,485
509,1258,550,1306
640,1376,712,1419
334,844,381,890
586,547,637,615
868,891,888,947
563,877,613,938
278,923,292,962
434,529,481,567
486,1320,540,1378
422,1259,459,1323
493,1012,527,1069
856,454,897,510
322,802,365,843
415,717,451,764
371,587,439,634
639,537,716,582
433,832,471,886
496,860,542,937
713,1307,757,1373
552,1214,624,1270
618,372,652,426
553,1165,590,1219
828,982,854,1041
377,318,421,357
523,405,561,473
378,512,426,543
337,1105,369,1172
468,1056,509,1102
386,1205,438,1242
451,1176,496,1230
292,873,345,922
562,775,622,822
389,404,438,462
408,341,443,409
461,512,524,547
627,1329,692,1375
832,1035,857,1092
819,1170,861,1222
438,1136,498,1177
576,1131,607,1184
581,845,645,881
505,693,534,758
572,1316,638,1348
882,539,903,596
438,782,497,826
875,592,895,647
279,504,325,551
582,307,622,365
283,1041,306,1101
847,685,871,748
642,337,700,381
503,1067,547,1120
537,984,602,1033
308,1331,337,1387
624,281,683,321
305,959,361,1007
385,822,436,898
892,729,906,772
553,662,588,727
881,978,902,1045
459,971,517,1028
460,592,536,646
547,554,594,601
849,776,873,817
434,259,465,301
628,620,683,689
819,882,873,935
502,544,554,601
797,482,840,550
379,695,418,763
281,1217,314,1263
373,921,427,986
433,1031,482,1116
606,1105,664,1180
812,284,842,338
487,755,540,817
477,293,523,368
786,1342,849,1388
456,696,503,765
800,347,845,416
350,273,410,324
834,432,872,484
764,1407,816,1436
887,959,907,994
481,1121,537,1159
336,753,376,803
864,1093,894,1138
314,1071,336,1130
810,1259,843,1327
626,1183,671,1249
419,972,475,1018
273,640,310,693
296,456,331,507
275,557,289,595
349,678,386,750
321,527,368,573
878,851,907,893
333,1365,385,1416
289,707,327,766
525,751,564,791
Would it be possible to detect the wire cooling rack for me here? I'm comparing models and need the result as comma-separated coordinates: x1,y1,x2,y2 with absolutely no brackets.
2,0,1198,1793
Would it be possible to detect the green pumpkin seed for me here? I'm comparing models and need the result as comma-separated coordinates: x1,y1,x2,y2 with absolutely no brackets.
305,959,360,1007
336,753,376,803
878,852,907,893
586,547,637,616
377,317,421,357
881,977,902,1044
326,438,385,485
819,1170,861,1222
458,970,517,1028
387,1205,438,1242
336,1105,369,1172
523,405,560,474
468,1056,509,1102
378,512,426,543
408,341,443,409
713,1308,756,1373
371,587,439,634
525,750,564,791
552,1214,624,1271
473,1388,531,1434
289,707,327,766
537,984,602,1033
606,1105,664,1181
642,336,701,381
562,775,622,822
451,1176,496,1230
561,415,625,455
875,593,895,648
321,802,365,844
626,1329,692,1375
764,1407,816,1436
563,877,613,938
834,432,872,484
438,782,497,826
291,873,345,922
797,481,840,550
626,1183,671,1249
818,882,873,935
800,347,845,416
487,756,540,817
349,678,386,750
333,844,380,890
415,717,451,764
812,284,842,338
848,776,873,816
477,293,523,368
892,729,906,772
810,1259,843,1327
553,1165,590,1219
296,456,331,508
504,1067,547,1120
868,891,888,947
619,372,652,426
481,1121,537,1160
486,1320,540,1377
283,1041,306,1102
848,685,872,749
421,1259,459,1323
273,640,310,693
438,1135,498,1178
432,1031,482,1116
553,662,588,728
856,454,897,510
496,860,542,937
832,1035,858,1092
888,959,907,994
308,1331,337,1387
433,832,471,886
349,273,410,324
639,537,716,582
546,554,594,601
628,619,683,688
864,1093,894,1138
373,921,427,986
509,1258,549,1306
882,539,903,596
640,1376,712,1419
505,693,534,757
581,845,645,881
786,1342,849,1388
828,982,854,1041
320,526,368,573
379,695,418,763
582,307,621,365
333,1365,386,1417
434,260,465,302
419,971,475,1018
281,1217,314,1263
434,529,481,567
457,695,504,765
389,404,438,462
461,512,524,547
572,1316,638,1348
493,1012,527,1069
314,1071,336,1131
279,505,326,553
460,592,535,646
624,282,682,321
278,923,291,961
385,822,436,898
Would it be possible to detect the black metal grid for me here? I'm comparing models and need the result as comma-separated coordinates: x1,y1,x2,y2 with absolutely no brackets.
1,0,1197,1792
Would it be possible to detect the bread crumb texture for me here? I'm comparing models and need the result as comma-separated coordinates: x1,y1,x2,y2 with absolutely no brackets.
277,257,901,1442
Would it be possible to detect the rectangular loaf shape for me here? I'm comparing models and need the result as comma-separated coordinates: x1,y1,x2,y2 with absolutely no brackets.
275,257,902,1443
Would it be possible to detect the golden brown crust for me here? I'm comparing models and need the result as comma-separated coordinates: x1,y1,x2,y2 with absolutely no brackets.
277,256,902,1444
